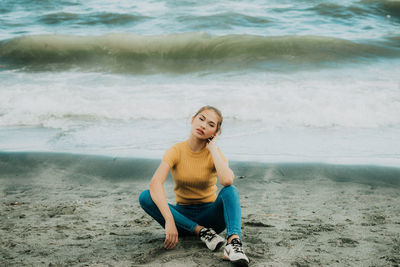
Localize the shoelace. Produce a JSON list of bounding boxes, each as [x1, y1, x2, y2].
[[230, 238, 244, 254], [199, 228, 217, 242]]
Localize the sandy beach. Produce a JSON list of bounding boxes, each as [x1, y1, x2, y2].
[[2, 0, 400, 266], [1, 152, 399, 266]]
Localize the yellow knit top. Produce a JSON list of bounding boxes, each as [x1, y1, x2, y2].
[[162, 141, 227, 205]]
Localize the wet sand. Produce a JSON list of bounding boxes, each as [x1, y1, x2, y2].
[[1, 152, 400, 266]]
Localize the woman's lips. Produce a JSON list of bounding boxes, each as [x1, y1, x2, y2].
[[196, 128, 204, 135]]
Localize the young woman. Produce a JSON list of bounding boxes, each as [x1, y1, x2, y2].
[[139, 106, 249, 266]]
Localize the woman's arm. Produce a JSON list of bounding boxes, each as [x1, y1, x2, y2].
[[149, 161, 178, 250], [207, 138, 235, 186]]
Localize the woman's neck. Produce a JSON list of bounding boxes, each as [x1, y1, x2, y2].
[[187, 135, 207, 152]]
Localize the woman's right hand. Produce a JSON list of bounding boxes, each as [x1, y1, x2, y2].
[[164, 219, 178, 250]]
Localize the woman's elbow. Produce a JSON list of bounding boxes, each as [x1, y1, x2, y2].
[[220, 175, 234, 187], [222, 181, 233, 187]]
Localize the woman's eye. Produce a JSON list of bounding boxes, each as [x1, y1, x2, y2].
[[199, 117, 204, 121], [209, 124, 215, 127]]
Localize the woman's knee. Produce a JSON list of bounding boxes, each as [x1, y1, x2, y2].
[[221, 185, 239, 196], [139, 189, 152, 208]]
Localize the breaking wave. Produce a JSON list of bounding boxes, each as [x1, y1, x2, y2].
[[1, 33, 398, 73]]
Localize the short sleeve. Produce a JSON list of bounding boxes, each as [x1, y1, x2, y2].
[[162, 145, 178, 168]]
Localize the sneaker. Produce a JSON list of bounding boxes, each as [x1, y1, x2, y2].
[[222, 238, 249, 266], [199, 227, 225, 251]]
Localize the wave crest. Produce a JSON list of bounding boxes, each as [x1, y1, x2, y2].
[[0, 33, 398, 73]]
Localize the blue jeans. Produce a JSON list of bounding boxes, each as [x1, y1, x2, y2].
[[139, 185, 242, 238]]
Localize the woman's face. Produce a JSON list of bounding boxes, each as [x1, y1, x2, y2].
[[191, 109, 220, 140]]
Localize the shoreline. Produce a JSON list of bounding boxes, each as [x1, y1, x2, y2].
[[2, 123, 400, 168], [1, 151, 400, 186], [1, 151, 400, 266]]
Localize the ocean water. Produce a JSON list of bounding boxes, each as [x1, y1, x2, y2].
[[0, 0, 400, 166]]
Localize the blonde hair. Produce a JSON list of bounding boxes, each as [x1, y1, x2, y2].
[[193, 105, 223, 134]]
